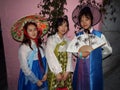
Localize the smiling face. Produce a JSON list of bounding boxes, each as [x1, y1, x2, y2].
[[78, 7, 93, 30], [27, 24, 38, 39], [80, 15, 92, 30], [57, 21, 68, 37]]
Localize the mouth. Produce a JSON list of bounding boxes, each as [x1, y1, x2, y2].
[[83, 25, 87, 27], [32, 34, 37, 37], [62, 30, 66, 32]]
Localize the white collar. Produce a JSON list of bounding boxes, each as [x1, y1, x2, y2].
[[81, 27, 94, 34], [55, 33, 65, 41]]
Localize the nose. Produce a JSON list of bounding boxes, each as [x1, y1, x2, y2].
[[32, 30, 37, 35]]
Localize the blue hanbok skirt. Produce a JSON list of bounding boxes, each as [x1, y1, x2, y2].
[[72, 48, 103, 90], [18, 60, 48, 90]]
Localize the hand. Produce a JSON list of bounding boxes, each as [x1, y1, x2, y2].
[[62, 72, 69, 81], [56, 73, 63, 81], [41, 74, 47, 82], [78, 45, 93, 58], [79, 45, 93, 52], [81, 51, 90, 58], [37, 80, 43, 87]]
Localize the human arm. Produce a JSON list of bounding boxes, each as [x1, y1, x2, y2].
[[18, 45, 40, 84], [61, 52, 73, 81], [78, 45, 93, 58], [45, 37, 62, 75]]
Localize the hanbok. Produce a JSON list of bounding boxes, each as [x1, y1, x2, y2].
[[45, 34, 73, 90], [71, 29, 112, 90], [18, 42, 48, 90]]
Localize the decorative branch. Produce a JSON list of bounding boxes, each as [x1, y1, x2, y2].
[[37, 0, 68, 36], [37, 0, 117, 35]]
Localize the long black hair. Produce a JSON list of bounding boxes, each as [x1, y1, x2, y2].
[[22, 22, 42, 49]]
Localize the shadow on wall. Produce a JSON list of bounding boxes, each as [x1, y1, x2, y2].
[[102, 0, 120, 75], [0, 19, 8, 90]]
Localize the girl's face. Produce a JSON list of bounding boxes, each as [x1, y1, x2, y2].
[[27, 24, 38, 39], [80, 15, 92, 29], [57, 22, 68, 36]]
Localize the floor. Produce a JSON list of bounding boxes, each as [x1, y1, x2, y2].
[[104, 65, 120, 90], [1, 63, 120, 90]]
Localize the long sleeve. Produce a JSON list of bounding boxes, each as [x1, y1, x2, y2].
[[45, 37, 62, 75], [18, 44, 39, 84], [45, 63, 48, 74], [65, 38, 73, 72], [66, 52, 73, 72], [101, 34, 112, 59]]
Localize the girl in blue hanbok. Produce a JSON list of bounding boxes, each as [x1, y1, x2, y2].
[[71, 4, 112, 90], [17, 21, 48, 90], [11, 15, 49, 90], [17, 22, 48, 90]]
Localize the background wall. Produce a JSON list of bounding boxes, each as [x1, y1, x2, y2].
[[0, 0, 118, 90], [0, 0, 41, 90], [102, 0, 120, 74]]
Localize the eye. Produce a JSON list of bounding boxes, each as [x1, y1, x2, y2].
[[27, 29, 32, 32]]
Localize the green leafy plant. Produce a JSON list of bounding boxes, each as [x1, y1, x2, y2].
[[37, 0, 68, 35], [37, 0, 117, 33]]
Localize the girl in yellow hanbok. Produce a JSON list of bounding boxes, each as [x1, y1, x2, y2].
[[45, 16, 73, 90]]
